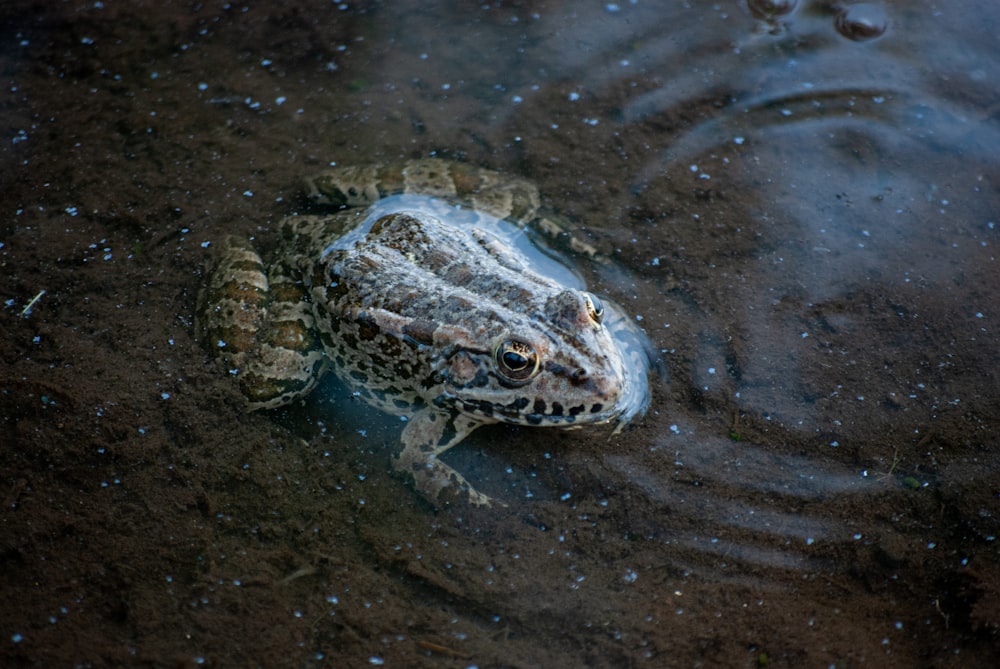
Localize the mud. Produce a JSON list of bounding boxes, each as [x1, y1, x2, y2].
[[1, 1, 997, 667]]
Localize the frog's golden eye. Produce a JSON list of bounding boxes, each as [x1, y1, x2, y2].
[[584, 293, 604, 324], [493, 338, 540, 384]]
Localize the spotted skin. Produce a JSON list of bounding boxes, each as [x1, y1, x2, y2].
[[196, 159, 650, 507]]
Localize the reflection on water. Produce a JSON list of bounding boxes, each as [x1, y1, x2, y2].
[[302, 0, 999, 658]]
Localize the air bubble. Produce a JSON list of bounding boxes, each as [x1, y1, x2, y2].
[[835, 4, 889, 42]]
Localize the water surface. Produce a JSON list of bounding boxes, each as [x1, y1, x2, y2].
[[1, 1, 997, 666]]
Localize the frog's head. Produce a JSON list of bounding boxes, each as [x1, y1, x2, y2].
[[439, 289, 649, 430]]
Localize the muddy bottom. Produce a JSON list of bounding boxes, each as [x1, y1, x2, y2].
[[1, 1, 998, 667]]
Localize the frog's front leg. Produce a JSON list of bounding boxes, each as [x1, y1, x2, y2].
[[395, 408, 501, 508], [197, 237, 327, 410]]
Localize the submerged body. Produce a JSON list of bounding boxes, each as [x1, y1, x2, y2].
[[197, 159, 650, 506]]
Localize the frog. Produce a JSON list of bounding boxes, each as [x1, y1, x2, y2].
[[196, 158, 650, 507]]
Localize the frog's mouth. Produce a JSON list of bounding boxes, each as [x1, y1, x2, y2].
[[450, 389, 627, 429], [520, 360, 649, 431]]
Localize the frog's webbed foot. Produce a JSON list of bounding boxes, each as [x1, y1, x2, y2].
[[196, 237, 326, 410], [395, 409, 503, 508]]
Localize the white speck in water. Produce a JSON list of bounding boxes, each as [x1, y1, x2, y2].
[[160, 392, 170, 400], [275, 96, 286, 105], [512, 95, 523, 104], [583, 117, 599, 126], [734, 136, 745, 145], [669, 424, 680, 434], [927, 542, 936, 549], [605, 3, 621, 12], [568, 91, 580, 101], [801, 332, 809, 338], [707, 367, 716, 375], [368, 656, 385, 665], [243, 190, 253, 197], [560, 492, 572, 501]]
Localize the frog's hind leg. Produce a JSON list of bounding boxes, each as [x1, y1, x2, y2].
[[394, 408, 500, 508], [305, 158, 541, 224], [196, 237, 326, 410]]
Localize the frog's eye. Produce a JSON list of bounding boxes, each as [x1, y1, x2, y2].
[[584, 293, 604, 324], [493, 338, 540, 385]]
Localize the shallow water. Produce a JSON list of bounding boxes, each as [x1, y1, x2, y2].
[[1, 1, 998, 666]]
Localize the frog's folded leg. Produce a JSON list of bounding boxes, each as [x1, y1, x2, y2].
[[196, 237, 327, 410]]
